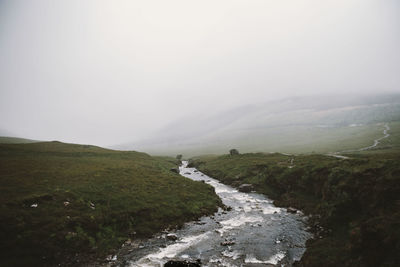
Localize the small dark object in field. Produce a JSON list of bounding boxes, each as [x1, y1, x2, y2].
[[229, 149, 239, 155]]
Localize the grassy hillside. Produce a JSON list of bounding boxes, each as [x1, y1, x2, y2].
[[129, 123, 388, 157], [0, 136, 39, 144], [122, 94, 400, 156], [189, 152, 400, 266], [0, 142, 221, 266]]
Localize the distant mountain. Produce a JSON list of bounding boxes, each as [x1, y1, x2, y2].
[[115, 93, 400, 156]]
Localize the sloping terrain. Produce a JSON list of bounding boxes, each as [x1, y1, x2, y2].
[[0, 142, 221, 266], [119, 94, 400, 156], [0, 136, 39, 144]]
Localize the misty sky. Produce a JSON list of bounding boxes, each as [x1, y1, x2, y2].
[[1, 0, 399, 146]]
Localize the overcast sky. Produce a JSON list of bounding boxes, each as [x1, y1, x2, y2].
[[1, 0, 399, 146]]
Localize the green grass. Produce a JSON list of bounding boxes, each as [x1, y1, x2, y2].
[[0, 141, 221, 266], [0, 136, 39, 144], [225, 124, 386, 154], [190, 151, 400, 266], [145, 122, 390, 157]]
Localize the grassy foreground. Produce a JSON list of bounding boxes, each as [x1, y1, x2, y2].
[[0, 141, 221, 266], [189, 152, 400, 266]]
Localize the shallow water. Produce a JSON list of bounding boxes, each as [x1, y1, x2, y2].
[[332, 123, 391, 156], [117, 161, 311, 267]]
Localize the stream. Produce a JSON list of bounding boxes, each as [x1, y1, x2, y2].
[[114, 161, 311, 267], [328, 123, 390, 159]]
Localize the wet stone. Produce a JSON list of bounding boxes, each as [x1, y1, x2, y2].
[[166, 234, 178, 241], [238, 184, 253, 192], [287, 207, 297, 214], [164, 259, 201, 267], [221, 239, 236, 246]]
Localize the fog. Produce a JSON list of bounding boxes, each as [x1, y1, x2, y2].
[[1, 0, 399, 147]]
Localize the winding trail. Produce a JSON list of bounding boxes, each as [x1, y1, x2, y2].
[[328, 123, 390, 159], [114, 162, 311, 267]]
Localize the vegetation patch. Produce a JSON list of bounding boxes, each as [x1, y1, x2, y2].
[[0, 142, 221, 266], [0, 136, 39, 144]]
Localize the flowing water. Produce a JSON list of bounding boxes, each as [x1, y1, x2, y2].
[[328, 123, 391, 159], [115, 161, 311, 267]]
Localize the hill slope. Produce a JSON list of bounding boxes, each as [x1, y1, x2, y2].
[[0, 141, 221, 266], [0, 136, 39, 144], [117, 94, 400, 156]]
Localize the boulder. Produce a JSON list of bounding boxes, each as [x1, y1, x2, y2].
[[220, 239, 235, 246], [238, 184, 253, 193], [164, 259, 201, 267], [166, 234, 178, 241], [223, 206, 232, 211], [287, 207, 297, 214]]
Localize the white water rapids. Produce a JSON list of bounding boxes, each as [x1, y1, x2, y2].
[[118, 161, 311, 267]]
